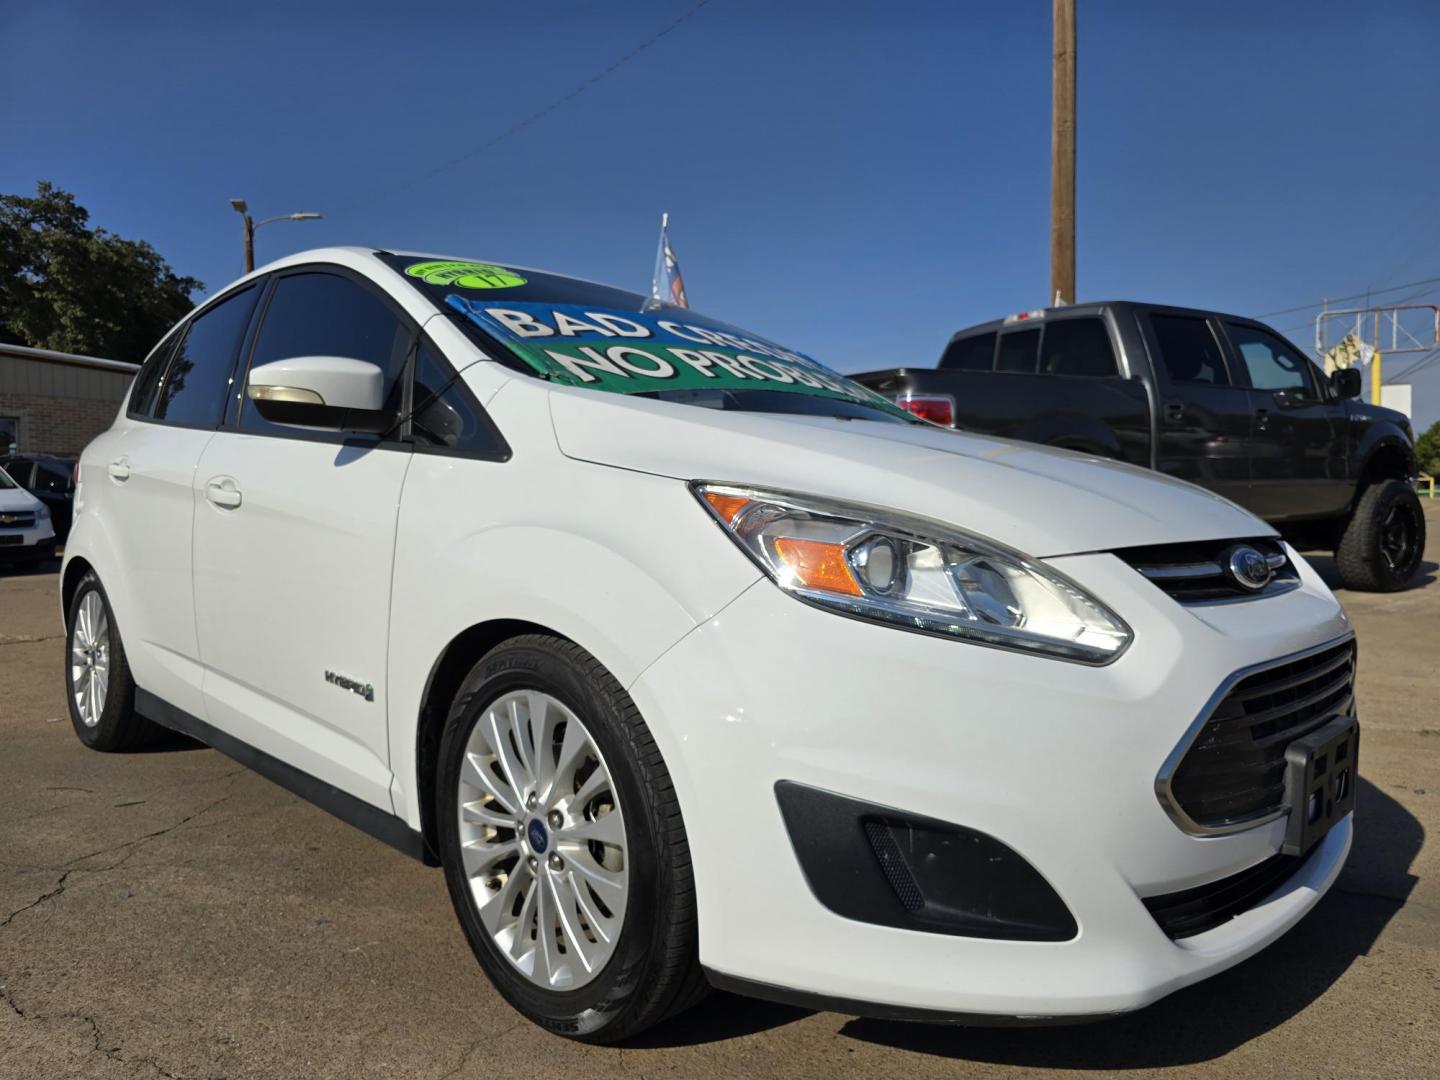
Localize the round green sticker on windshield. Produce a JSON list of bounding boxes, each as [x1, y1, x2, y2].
[[405, 261, 527, 289]]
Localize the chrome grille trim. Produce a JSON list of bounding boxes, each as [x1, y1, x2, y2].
[[1155, 634, 1358, 837]]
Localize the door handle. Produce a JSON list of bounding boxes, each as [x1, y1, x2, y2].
[[205, 476, 242, 510], [1162, 400, 1185, 423], [107, 458, 131, 482]]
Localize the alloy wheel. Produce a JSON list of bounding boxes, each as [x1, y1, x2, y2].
[[70, 591, 110, 728], [1379, 502, 1420, 576], [456, 690, 628, 990]]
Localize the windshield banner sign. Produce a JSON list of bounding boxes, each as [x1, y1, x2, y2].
[[446, 297, 897, 410]]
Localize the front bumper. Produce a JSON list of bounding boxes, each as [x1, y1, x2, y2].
[[0, 521, 56, 562], [628, 544, 1353, 1019]]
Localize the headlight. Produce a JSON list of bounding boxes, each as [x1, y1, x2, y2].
[[693, 483, 1131, 664], [35, 503, 50, 520]]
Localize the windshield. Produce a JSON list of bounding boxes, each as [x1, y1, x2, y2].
[[0, 467, 16, 490], [381, 252, 913, 424]]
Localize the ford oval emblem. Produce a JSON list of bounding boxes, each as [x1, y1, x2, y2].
[[1225, 545, 1273, 592], [526, 818, 549, 854]]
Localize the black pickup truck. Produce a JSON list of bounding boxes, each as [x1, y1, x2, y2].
[[853, 301, 1426, 591]]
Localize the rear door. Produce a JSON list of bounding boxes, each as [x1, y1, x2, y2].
[[191, 267, 414, 809], [1143, 311, 1254, 508], [1222, 321, 1350, 521], [97, 286, 260, 718]]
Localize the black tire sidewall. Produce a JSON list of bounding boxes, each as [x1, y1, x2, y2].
[[436, 639, 672, 1039], [1349, 481, 1426, 589]]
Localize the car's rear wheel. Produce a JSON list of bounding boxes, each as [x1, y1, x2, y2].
[[436, 635, 706, 1042], [1335, 480, 1426, 591], [65, 571, 156, 750]]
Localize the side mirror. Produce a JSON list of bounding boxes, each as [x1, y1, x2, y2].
[[247, 356, 390, 432], [1331, 367, 1363, 400]]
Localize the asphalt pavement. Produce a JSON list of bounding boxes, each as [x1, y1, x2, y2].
[[2, 507, 1437, 1079]]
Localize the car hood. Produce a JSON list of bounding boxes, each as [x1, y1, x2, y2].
[[548, 390, 1272, 558], [0, 486, 41, 513]]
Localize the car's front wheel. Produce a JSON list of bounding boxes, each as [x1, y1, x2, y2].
[[436, 635, 706, 1042], [1335, 479, 1427, 591]]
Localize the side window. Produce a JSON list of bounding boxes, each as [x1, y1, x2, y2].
[[4, 459, 33, 486], [34, 461, 70, 493], [939, 332, 996, 371], [1226, 324, 1315, 397], [128, 325, 185, 417], [153, 286, 260, 426], [995, 328, 1040, 373], [410, 337, 504, 454], [1150, 314, 1231, 386], [241, 272, 410, 435], [1040, 318, 1117, 377]]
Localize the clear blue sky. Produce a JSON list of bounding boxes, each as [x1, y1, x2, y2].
[[4, 0, 1440, 427]]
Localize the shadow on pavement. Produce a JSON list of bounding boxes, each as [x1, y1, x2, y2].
[[642, 778, 1419, 1066]]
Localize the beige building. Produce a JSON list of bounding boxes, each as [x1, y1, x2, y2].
[[0, 344, 137, 456]]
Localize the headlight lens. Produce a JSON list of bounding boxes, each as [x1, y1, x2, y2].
[[35, 503, 51, 519], [694, 483, 1131, 664]]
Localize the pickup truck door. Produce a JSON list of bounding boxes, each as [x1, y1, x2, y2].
[[1143, 311, 1254, 509], [1222, 322, 1350, 522]]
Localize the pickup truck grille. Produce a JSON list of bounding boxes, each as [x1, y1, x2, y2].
[[1164, 640, 1356, 831], [0, 511, 37, 529], [1114, 536, 1298, 603]]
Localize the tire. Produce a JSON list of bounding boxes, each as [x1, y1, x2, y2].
[[64, 571, 156, 750], [436, 635, 706, 1042], [1335, 480, 1427, 592]]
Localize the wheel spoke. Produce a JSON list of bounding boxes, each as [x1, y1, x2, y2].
[[460, 801, 516, 829], [530, 693, 564, 802], [460, 837, 520, 879], [460, 750, 521, 817], [545, 872, 597, 974], [487, 708, 534, 809], [535, 872, 562, 986], [559, 809, 624, 848], [566, 869, 617, 944], [509, 876, 539, 963], [478, 862, 531, 938], [562, 849, 626, 895]]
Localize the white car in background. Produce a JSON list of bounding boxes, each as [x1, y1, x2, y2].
[[62, 247, 1358, 1042], [0, 464, 56, 568]]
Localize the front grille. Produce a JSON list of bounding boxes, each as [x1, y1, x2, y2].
[[1143, 851, 1308, 939], [1166, 640, 1356, 830], [1114, 536, 1298, 602], [0, 511, 36, 529]]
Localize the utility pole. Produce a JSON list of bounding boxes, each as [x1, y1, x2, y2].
[[1050, 0, 1076, 307]]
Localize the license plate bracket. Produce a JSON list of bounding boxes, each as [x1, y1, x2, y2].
[[1282, 715, 1358, 856]]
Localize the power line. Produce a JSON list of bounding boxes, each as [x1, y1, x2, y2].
[[1254, 274, 1440, 319], [333, 0, 714, 215]]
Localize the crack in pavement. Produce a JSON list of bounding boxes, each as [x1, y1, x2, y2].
[[0, 632, 64, 646], [436, 1020, 525, 1079], [0, 778, 241, 928], [2, 981, 191, 1079]]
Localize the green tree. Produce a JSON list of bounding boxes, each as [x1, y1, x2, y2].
[[1415, 420, 1440, 477], [0, 181, 202, 363]]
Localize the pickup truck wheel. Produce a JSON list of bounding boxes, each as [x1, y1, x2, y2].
[[1335, 480, 1426, 591], [436, 635, 706, 1042], [64, 572, 155, 750]]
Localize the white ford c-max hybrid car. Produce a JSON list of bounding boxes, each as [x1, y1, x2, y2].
[[62, 247, 1358, 1041]]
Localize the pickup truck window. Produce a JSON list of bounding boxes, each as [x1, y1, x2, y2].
[[940, 333, 997, 371], [1226, 323, 1314, 397], [1040, 318, 1117, 377], [996, 328, 1040, 373], [1150, 314, 1231, 386]]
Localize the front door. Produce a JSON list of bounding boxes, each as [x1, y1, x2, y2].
[[191, 268, 416, 809], [1145, 311, 1254, 509], [1223, 322, 1350, 522]]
